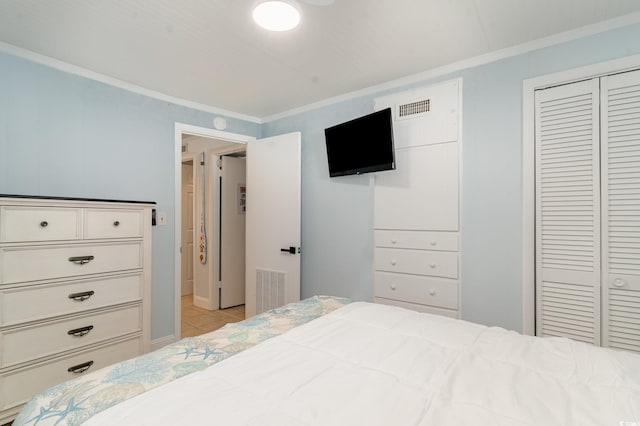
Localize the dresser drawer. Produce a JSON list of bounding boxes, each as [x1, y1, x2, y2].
[[0, 242, 143, 284], [375, 248, 458, 278], [374, 297, 459, 319], [0, 206, 81, 243], [375, 230, 458, 251], [375, 271, 458, 309], [0, 304, 141, 368], [85, 209, 144, 239], [0, 274, 143, 327], [0, 336, 142, 412]]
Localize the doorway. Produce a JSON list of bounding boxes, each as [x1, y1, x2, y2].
[[174, 123, 302, 343], [175, 124, 255, 340], [180, 136, 248, 337]]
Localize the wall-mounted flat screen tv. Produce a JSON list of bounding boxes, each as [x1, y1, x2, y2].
[[324, 108, 395, 177]]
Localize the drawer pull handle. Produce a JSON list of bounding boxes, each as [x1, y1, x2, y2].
[[68, 325, 94, 337], [68, 255, 95, 265], [391, 260, 397, 266], [113, 220, 120, 227], [390, 284, 397, 290], [429, 263, 436, 268], [68, 290, 95, 302], [68, 360, 94, 374], [429, 289, 436, 296], [430, 240, 437, 246], [391, 239, 397, 244], [40, 221, 49, 228]]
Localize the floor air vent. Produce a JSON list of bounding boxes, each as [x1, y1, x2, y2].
[[398, 99, 430, 118], [256, 268, 286, 314]]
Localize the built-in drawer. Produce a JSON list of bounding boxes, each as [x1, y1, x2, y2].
[[0, 206, 82, 243], [375, 248, 458, 279], [85, 209, 143, 239], [374, 297, 459, 319], [0, 304, 141, 368], [0, 273, 143, 327], [375, 230, 458, 251], [375, 271, 458, 310], [0, 242, 143, 284], [0, 336, 142, 412]]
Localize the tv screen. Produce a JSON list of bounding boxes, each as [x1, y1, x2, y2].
[[324, 108, 395, 177]]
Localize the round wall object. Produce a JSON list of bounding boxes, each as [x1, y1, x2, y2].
[[213, 116, 227, 130]]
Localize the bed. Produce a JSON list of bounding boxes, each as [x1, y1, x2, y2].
[[14, 296, 640, 425]]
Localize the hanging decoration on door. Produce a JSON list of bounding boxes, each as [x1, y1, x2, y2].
[[238, 183, 246, 214], [199, 152, 208, 264]]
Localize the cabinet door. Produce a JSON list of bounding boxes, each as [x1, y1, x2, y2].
[[374, 142, 458, 231], [601, 70, 640, 353], [534, 78, 601, 345]]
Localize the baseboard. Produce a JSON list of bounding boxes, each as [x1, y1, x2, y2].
[[151, 335, 176, 351]]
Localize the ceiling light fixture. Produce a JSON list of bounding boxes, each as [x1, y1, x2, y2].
[[253, 1, 301, 32]]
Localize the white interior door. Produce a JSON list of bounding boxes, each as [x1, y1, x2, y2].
[[181, 161, 194, 296], [245, 132, 301, 316], [534, 78, 601, 345], [600, 69, 640, 353], [220, 155, 247, 308]]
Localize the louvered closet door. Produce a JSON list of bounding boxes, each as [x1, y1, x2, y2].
[[601, 70, 640, 353], [535, 78, 601, 344]]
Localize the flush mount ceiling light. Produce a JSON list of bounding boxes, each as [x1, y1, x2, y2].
[[253, 1, 301, 32]]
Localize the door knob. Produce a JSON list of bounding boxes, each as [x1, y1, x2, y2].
[[613, 278, 626, 288]]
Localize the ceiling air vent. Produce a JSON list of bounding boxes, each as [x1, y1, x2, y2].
[[398, 99, 430, 119]]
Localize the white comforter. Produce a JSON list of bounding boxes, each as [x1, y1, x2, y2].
[[85, 302, 640, 425]]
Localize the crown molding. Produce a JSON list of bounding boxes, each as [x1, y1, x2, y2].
[[3, 10, 640, 125], [0, 41, 262, 124], [261, 11, 640, 122]]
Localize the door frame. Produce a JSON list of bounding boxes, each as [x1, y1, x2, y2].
[[174, 123, 255, 341], [521, 54, 640, 336]]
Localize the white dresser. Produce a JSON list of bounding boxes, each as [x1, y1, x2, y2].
[[373, 80, 461, 318], [0, 195, 153, 424]]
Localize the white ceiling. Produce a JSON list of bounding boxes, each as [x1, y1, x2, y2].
[[1, 0, 640, 120]]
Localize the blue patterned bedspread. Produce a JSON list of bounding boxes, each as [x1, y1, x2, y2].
[[13, 296, 351, 426]]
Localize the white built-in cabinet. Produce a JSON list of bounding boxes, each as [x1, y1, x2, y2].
[[373, 80, 461, 318], [535, 69, 640, 353], [0, 196, 153, 423]]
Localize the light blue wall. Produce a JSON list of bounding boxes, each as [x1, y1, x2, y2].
[[3, 22, 640, 339], [0, 52, 261, 340], [263, 99, 376, 302], [263, 23, 640, 332]]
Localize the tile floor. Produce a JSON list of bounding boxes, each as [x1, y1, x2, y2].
[[181, 294, 245, 338]]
